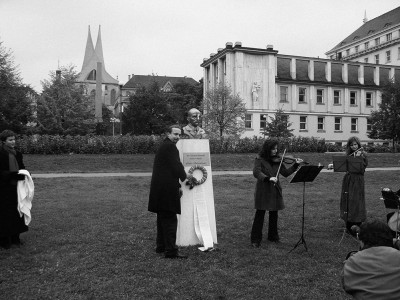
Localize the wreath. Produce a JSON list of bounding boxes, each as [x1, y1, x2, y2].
[[186, 165, 208, 189]]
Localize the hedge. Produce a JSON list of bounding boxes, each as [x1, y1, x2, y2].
[[16, 134, 393, 154]]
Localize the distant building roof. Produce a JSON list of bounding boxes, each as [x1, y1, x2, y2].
[[326, 6, 400, 54], [123, 75, 198, 89]]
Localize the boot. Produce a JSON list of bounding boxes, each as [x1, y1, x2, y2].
[[268, 211, 279, 242]]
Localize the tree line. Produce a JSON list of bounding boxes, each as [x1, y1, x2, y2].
[[1, 39, 400, 150]]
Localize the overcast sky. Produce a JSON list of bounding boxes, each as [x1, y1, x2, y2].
[[0, 0, 399, 92]]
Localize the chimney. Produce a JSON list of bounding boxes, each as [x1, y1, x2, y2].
[[128, 75, 131, 80], [226, 42, 233, 49], [266, 44, 274, 50], [234, 42, 242, 47]]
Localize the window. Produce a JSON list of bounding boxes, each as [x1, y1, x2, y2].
[[334, 117, 342, 131], [375, 37, 380, 46], [299, 87, 306, 102], [386, 50, 391, 63], [355, 46, 359, 53], [260, 114, 267, 129], [333, 90, 341, 104], [223, 59, 226, 75], [364, 58, 368, 63], [317, 117, 325, 131], [346, 49, 350, 56], [375, 54, 379, 64], [351, 118, 358, 131], [366, 92, 373, 106], [245, 114, 252, 129], [350, 91, 357, 105], [300, 116, 307, 130], [367, 118, 372, 131], [105, 85, 108, 91], [280, 86, 288, 102], [316, 89, 324, 104], [398, 47, 400, 60], [364, 41, 369, 50], [386, 33, 392, 42]]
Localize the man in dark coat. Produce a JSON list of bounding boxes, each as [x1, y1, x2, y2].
[[148, 125, 187, 258]]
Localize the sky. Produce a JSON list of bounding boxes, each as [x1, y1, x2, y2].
[[0, 0, 399, 93]]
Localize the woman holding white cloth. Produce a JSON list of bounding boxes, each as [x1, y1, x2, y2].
[[0, 130, 28, 249]]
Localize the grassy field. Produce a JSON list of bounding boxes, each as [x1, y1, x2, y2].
[[1, 157, 400, 299], [24, 152, 400, 173]]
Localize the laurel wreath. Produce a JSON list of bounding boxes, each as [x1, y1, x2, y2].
[[186, 165, 208, 189]]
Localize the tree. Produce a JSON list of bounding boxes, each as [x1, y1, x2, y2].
[[263, 108, 294, 138], [0, 41, 35, 133], [122, 82, 176, 135], [36, 65, 96, 135], [368, 80, 400, 151], [202, 83, 246, 141]]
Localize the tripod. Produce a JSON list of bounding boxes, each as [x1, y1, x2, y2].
[[289, 165, 323, 253]]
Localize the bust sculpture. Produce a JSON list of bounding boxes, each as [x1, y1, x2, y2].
[[182, 108, 207, 139]]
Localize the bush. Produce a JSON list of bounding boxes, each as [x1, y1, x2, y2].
[[15, 134, 396, 154]]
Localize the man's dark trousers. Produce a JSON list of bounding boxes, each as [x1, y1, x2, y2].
[[156, 211, 178, 256]]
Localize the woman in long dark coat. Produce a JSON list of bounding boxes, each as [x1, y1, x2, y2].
[[0, 130, 28, 249], [251, 140, 301, 247], [340, 136, 368, 234]]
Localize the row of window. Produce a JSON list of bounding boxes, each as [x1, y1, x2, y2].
[[362, 48, 400, 64], [279, 86, 374, 106], [245, 114, 370, 132], [336, 29, 400, 59]]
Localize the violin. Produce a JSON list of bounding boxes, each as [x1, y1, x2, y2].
[[271, 154, 309, 165]]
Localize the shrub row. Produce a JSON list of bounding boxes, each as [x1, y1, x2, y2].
[[16, 134, 393, 154]]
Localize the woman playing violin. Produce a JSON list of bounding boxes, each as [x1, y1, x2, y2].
[[340, 136, 368, 235], [251, 139, 303, 247]]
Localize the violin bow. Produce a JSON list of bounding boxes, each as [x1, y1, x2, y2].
[[275, 149, 286, 181]]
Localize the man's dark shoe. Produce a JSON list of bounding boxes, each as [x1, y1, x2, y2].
[[155, 248, 165, 253], [165, 253, 188, 259]]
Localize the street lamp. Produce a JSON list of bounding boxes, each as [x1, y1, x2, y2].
[[119, 84, 124, 135], [110, 117, 120, 136]]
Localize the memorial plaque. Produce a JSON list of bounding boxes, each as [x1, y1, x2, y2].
[[183, 152, 211, 166]]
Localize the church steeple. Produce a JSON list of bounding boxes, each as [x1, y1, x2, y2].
[[94, 25, 105, 68], [81, 25, 95, 72]]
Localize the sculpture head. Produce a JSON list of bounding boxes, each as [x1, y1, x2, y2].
[[187, 108, 201, 127]]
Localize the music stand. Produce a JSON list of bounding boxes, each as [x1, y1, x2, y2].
[[289, 165, 324, 253], [332, 155, 364, 244]]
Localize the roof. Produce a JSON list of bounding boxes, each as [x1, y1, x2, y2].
[[326, 6, 400, 54], [77, 25, 118, 84], [123, 75, 198, 89]]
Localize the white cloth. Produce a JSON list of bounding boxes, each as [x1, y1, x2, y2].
[[17, 169, 34, 225]]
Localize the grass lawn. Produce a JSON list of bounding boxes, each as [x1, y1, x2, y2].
[[1, 168, 399, 299], [24, 152, 400, 173]]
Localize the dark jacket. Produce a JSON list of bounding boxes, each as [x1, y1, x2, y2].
[[253, 156, 298, 211], [148, 138, 187, 214], [0, 147, 28, 237]]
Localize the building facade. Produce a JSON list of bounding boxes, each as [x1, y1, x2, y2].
[[201, 42, 400, 143], [76, 26, 121, 110], [326, 6, 400, 66]]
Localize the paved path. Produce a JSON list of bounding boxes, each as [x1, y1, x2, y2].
[[31, 167, 400, 178]]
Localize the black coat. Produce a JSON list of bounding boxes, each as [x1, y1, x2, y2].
[[0, 147, 29, 237], [148, 138, 187, 214]]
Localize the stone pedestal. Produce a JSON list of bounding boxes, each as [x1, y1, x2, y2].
[[175, 139, 217, 249]]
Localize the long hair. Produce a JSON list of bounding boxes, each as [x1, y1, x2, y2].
[[345, 136, 361, 155], [259, 139, 278, 161]]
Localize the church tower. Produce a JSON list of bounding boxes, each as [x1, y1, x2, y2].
[[77, 26, 120, 108]]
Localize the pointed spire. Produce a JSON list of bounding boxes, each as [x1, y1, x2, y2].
[[94, 25, 105, 68], [82, 25, 95, 71], [363, 10, 368, 24]]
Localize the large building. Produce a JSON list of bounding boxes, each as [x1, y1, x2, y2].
[[76, 26, 121, 110], [326, 6, 400, 66], [201, 7, 400, 144]]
